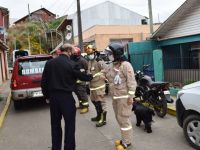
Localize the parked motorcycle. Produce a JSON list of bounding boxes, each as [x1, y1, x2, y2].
[[134, 64, 173, 118]]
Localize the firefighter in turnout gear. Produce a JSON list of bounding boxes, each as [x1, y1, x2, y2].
[[86, 45, 107, 127], [103, 43, 137, 150], [71, 47, 90, 114]]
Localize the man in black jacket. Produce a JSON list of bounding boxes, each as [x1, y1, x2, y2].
[[41, 43, 93, 150]]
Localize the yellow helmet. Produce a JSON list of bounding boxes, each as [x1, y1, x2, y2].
[[85, 44, 96, 54]]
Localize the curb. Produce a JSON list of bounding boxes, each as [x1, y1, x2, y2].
[[167, 96, 176, 116], [167, 105, 176, 116], [0, 92, 11, 128]]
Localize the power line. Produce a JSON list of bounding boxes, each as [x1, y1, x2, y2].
[[48, 0, 60, 10], [62, 0, 76, 16]]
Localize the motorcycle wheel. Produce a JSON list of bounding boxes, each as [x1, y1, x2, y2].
[[154, 98, 167, 118]]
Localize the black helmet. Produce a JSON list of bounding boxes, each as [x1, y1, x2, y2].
[[108, 43, 125, 61]]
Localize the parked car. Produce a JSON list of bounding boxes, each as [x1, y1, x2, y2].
[[10, 54, 52, 110], [176, 81, 200, 149]]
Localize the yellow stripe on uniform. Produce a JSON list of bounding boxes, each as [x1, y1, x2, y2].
[[93, 72, 103, 78], [128, 91, 135, 95], [121, 125, 132, 131], [76, 80, 83, 83], [82, 102, 89, 106], [113, 95, 129, 99], [90, 84, 105, 91]]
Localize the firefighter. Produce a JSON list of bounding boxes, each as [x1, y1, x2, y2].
[[103, 43, 137, 150], [71, 47, 89, 114], [85, 44, 107, 127]]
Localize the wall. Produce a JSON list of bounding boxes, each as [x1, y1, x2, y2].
[[74, 25, 160, 50], [32, 10, 55, 22], [128, 41, 158, 71]]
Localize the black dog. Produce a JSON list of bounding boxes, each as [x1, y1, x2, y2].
[[132, 102, 155, 133]]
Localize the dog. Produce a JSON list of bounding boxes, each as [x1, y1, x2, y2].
[[132, 101, 155, 133]]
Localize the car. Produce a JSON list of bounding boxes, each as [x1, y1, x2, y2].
[[176, 81, 200, 149], [10, 54, 52, 110]]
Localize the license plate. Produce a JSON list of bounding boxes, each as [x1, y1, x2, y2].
[[164, 90, 170, 95], [33, 91, 43, 97]]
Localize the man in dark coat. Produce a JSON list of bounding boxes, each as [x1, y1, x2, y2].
[[41, 43, 93, 150]]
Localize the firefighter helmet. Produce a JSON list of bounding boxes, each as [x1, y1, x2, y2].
[[107, 43, 124, 61], [74, 47, 81, 56], [85, 44, 96, 54]]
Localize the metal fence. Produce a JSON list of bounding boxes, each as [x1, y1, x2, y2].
[[163, 57, 200, 83], [164, 69, 200, 83]]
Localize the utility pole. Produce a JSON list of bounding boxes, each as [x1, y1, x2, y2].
[[27, 31, 31, 52], [148, 0, 154, 34], [77, 0, 84, 52], [157, 13, 160, 24], [28, 4, 31, 21]]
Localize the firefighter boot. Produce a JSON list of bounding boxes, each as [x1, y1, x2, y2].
[[80, 101, 89, 114], [115, 140, 122, 147], [116, 143, 131, 150], [76, 100, 83, 109], [91, 108, 101, 121], [96, 111, 107, 127], [91, 101, 101, 121], [80, 107, 89, 114]]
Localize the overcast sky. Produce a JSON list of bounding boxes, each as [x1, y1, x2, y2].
[[1, 0, 186, 23]]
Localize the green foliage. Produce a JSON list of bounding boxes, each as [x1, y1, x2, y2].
[[16, 40, 22, 49], [7, 21, 48, 54], [48, 16, 65, 29], [184, 80, 195, 85]]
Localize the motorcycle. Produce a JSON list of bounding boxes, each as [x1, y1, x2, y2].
[[134, 64, 173, 118]]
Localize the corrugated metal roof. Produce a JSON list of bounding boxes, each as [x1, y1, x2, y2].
[[151, 0, 198, 40], [14, 8, 56, 24], [68, 1, 146, 36]]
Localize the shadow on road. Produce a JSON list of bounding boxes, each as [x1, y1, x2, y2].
[[12, 98, 49, 113]]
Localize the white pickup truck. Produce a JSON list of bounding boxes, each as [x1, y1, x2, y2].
[[176, 81, 200, 149]]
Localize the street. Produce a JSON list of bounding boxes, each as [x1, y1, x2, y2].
[[0, 96, 194, 150]]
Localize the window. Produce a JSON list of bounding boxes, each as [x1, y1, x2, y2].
[[18, 58, 49, 76]]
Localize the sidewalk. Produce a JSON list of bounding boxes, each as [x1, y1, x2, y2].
[[0, 78, 11, 128]]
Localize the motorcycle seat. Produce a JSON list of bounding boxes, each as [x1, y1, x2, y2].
[[150, 81, 168, 88]]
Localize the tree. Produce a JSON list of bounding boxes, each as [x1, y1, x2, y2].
[[7, 21, 48, 54]]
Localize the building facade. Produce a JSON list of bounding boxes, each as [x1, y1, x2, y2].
[[128, 0, 200, 83], [68, 1, 154, 50], [0, 40, 9, 84], [0, 6, 9, 42], [74, 25, 159, 50], [14, 8, 56, 25]]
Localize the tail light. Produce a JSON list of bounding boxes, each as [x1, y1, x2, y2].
[[12, 79, 17, 88]]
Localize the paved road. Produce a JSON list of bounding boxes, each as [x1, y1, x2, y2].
[[0, 96, 194, 150]]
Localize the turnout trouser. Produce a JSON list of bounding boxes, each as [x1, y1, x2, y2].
[[75, 84, 89, 108], [49, 91, 76, 150], [112, 98, 133, 144]]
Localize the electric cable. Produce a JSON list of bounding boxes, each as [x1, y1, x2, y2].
[[61, 0, 76, 16]]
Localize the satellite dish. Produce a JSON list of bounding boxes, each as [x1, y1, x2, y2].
[[66, 33, 72, 40], [66, 25, 72, 31]]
